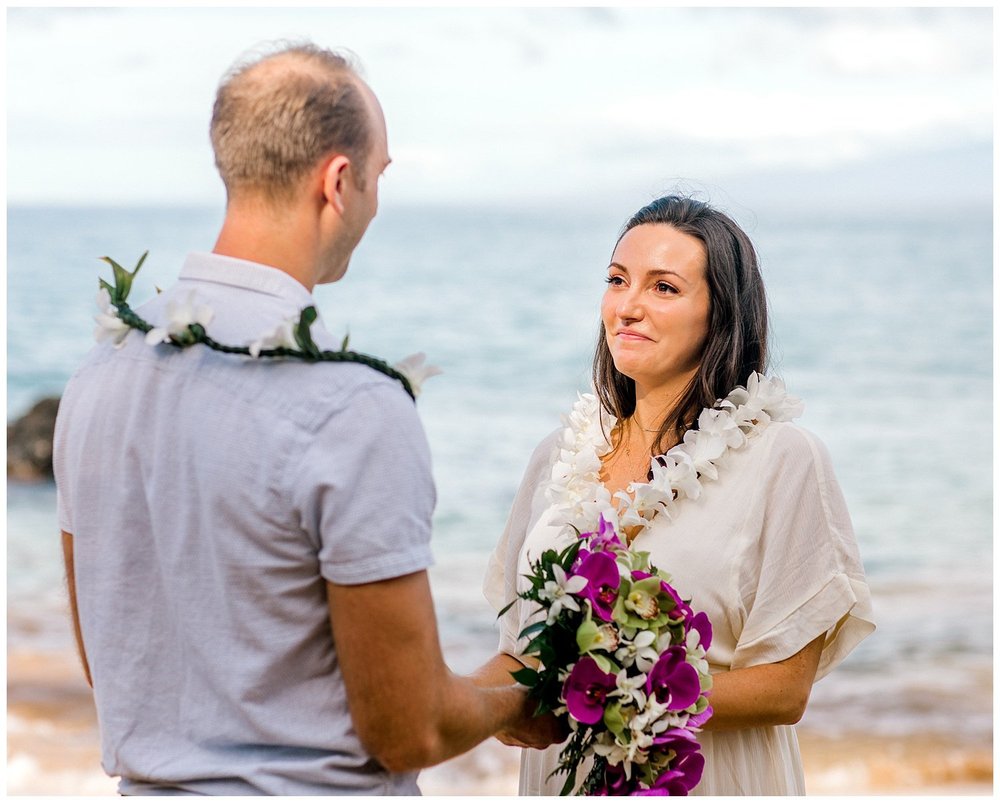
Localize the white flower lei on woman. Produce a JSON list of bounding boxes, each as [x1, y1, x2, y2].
[[546, 373, 805, 539]]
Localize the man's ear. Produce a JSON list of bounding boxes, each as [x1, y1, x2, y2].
[[321, 155, 352, 215]]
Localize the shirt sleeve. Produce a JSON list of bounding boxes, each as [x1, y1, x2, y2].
[[291, 381, 436, 586], [731, 424, 875, 680]]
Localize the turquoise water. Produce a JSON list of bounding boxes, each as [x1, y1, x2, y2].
[[7, 203, 992, 742]]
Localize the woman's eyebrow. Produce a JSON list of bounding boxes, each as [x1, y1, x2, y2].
[[608, 262, 687, 282]]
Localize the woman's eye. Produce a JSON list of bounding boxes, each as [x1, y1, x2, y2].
[[655, 282, 677, 294], [605, 275, 625, 286]]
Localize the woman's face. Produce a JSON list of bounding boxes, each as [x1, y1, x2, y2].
[[601, 224, 711, 397]]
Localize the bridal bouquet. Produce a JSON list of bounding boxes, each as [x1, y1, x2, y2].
[[503, 516, 712, 795]]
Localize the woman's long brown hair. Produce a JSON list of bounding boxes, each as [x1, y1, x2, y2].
[[593, 195, 770, 458]]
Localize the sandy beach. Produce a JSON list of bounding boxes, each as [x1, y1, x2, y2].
[[8, 647, 991, 796]]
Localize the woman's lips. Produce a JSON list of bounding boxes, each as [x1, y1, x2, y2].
[[616, 329, 652, 341]]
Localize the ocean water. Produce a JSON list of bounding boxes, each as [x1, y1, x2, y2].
[[7, 203, 993, 746]]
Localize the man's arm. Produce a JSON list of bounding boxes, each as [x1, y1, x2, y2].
[[326, 571, 561, 772], [61, 530, 92, 688]]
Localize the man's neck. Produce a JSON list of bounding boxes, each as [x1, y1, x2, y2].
[[213, 200, 320, 292]]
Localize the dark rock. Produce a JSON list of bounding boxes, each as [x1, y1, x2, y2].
[[7, 397, 60, 481]]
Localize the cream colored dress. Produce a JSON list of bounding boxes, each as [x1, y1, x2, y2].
[[484, 412, 875, 796]]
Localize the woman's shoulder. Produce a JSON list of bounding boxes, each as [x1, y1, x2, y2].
[[521, 425, 563, 484], [533, 425, 564, 459], [753, 420, 840, 488], [758, 419, 826, 455]]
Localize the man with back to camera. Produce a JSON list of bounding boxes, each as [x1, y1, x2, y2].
[[53, 42, 559, 794]]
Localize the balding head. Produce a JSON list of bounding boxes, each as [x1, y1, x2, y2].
[[210, 44, 373, 204]]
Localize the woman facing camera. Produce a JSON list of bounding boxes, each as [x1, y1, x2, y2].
[[479, 195, 875, 795]]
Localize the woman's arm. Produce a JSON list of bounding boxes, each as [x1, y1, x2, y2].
[[472, 633, 823, 737], [702, 634, 825, 731]]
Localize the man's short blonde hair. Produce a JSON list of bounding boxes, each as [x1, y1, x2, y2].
[[210, 43, 372, 202]]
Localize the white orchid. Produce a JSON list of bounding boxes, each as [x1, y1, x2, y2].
[[670, 430, 726, 481], [145, 290, 215, 346], [592, 735, 631, 768], [697, 405, 746, 447], [632, 695, 673, 738], [611, 667, 648, 708], [538, 564, 587, 625], [248, 316, 298, 358], [93, 288, 131, 348], [392, 352, 442, 397], [745, 372, 805, 421], [724, 372, 805, 429], [614, 628, 660, 672], [616, 473, 676, 531], [546, 376, 803, 568], [676, 407, 745, 481], [615, 498, 652, 533], [684, 627, 711, 678], [649, 453, 701, 503]]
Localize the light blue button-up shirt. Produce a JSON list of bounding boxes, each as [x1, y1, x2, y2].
[[55, 252, 435, 794]]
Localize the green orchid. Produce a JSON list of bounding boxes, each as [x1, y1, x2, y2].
[[612, 576, 677, 630], [602, 701, 627, 739], [576, 608, 621, 655]]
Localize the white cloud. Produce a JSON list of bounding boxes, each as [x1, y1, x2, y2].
[[5, 6, 993, 207]]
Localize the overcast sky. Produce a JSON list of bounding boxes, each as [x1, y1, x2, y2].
[[6, 6, 993, 214]]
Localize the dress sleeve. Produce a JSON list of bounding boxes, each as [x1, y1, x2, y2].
[[731, 424, 875, 680], [483, 428, 561, 654]]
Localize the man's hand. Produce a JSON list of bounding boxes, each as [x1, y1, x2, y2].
[[495, 695, 568, 749], [326, 572, 562, 772], [468, 652, 567, 749]]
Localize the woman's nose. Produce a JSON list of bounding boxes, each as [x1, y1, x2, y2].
[[616, 288, 643, 321]]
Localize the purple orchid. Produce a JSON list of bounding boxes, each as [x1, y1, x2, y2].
[[598, 731, 705, 796], [686, 704, 714, 729], [660, 581, 693, 623], [581, 514, 624, 552], [651, 726, 700, 751], [687, 610, 713, 650], [645, 646, 701, 711], [633, 759, 704, 797], [563, 657, 617, 725], [593, 762, 629, 796], [629, 729, 705, 795], [574, 550, 621, 621]]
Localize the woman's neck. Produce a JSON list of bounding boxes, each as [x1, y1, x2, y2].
[[630, 371, 696, 433]]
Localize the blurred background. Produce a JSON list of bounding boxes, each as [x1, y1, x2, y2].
[[6, 6, 992, 795]]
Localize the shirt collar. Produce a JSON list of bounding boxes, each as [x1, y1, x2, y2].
[[179, 252, 315, 309]]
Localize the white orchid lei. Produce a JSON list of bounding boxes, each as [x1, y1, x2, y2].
[[93, 252, 441, 399], [547, 373, 805, 539]]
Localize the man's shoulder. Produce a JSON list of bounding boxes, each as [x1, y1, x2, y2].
[[294, 363, 417, 431], [63, 333, 416, 438]]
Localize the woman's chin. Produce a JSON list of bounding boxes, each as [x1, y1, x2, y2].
[[612, 364, 650, 387], [612, 363, 697, 397]]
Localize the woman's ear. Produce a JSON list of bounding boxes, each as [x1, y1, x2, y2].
[[321, 155, 352, 216]]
